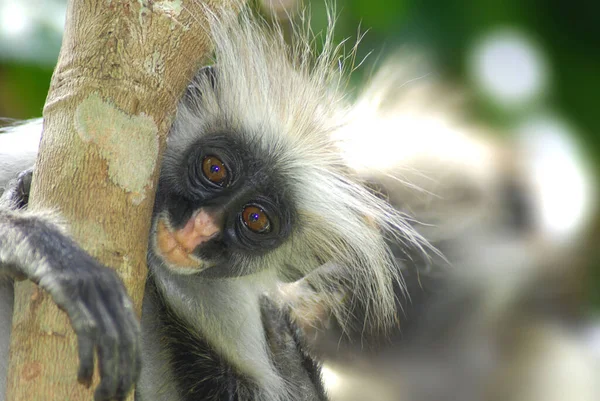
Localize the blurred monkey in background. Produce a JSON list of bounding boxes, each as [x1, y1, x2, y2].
[[278, 59, 599, 401]]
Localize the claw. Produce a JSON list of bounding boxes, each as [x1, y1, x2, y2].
[[48, 258, 141, 399]]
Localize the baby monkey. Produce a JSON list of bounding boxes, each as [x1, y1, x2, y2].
[[0, 8, 424, 401]]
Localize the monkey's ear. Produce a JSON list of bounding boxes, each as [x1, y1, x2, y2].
[[182, 65, 218, 105]]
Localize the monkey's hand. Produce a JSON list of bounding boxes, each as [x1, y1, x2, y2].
[[0, 170, 141, 401], [260, 296, 328, 400]]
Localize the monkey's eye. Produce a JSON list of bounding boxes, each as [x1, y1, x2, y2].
[[202, 156, 228, 185], [241, 205, 271, 233]]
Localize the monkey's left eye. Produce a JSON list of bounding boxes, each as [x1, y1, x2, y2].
[[241, 205, 271, 233], [202, 156, 228, 186]]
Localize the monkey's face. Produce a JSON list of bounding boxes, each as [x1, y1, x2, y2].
[[149, 132, 297, 277]]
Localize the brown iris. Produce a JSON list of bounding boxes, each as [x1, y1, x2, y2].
[[202, 156, 227, 185], [242, 205, 271, 233]]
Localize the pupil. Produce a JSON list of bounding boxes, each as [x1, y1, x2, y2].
[[250, 213, 260, 222], [210, 165, 220, 173]]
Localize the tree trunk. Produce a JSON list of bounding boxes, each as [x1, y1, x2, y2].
[[6, 1, 241, 400]]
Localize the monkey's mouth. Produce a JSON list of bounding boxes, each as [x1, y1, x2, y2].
[[155, 213, 219, 271]]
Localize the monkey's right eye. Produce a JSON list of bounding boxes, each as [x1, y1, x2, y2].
[[202, 156, 228, 186]]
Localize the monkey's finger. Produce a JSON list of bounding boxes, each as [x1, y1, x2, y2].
[[98, 284, 140, 400], [56, 295, 98, 387], [76, 335, 95, 387], [91, 296, 120, 401], [71, 311, 98, 386], [115, 305, 141, 399]]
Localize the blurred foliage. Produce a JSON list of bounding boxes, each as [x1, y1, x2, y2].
[[3, 0, 598, 161], [0, 0, 598, 306], [0, 62, 52, 119]]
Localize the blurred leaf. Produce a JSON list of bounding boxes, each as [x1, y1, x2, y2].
[[0, 63, 53, 119]]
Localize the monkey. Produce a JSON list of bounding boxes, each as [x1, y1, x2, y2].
[[3, 5, 597, 401], [0, 8, 429, 401], [278, 59, 599, 401]]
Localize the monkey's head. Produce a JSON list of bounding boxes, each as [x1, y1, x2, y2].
[[147, 11, 428, 332], [151, 89, 298, 278]]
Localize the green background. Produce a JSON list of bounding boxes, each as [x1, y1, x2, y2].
[[0, 0, 598, 306]]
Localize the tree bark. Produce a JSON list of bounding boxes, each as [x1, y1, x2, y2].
[[6, 1, 242, 400]]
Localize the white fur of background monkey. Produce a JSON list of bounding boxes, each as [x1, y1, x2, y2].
[[307, 55, 600, 401]]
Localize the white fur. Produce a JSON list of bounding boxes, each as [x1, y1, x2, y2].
[[319, 55, 599, 401], [163, 10, 432, 340], [149, 268, 288, 400], [0, 120, 41, 191]]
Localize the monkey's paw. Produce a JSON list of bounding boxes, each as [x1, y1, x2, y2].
[[39, 255, 141, 401]]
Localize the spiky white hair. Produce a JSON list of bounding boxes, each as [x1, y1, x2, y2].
[[164, 7, 432, 335]]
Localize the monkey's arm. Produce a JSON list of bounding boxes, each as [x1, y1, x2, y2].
[[0, 171, 140, 401]]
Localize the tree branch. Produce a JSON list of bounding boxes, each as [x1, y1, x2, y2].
[[6, 1, 243, 399]]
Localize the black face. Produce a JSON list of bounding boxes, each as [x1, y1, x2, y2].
[[153, 132, 295, 276]]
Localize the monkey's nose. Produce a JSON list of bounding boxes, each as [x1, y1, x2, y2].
[[156, 210, 221, 267], [174, 209, 220, 251]]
